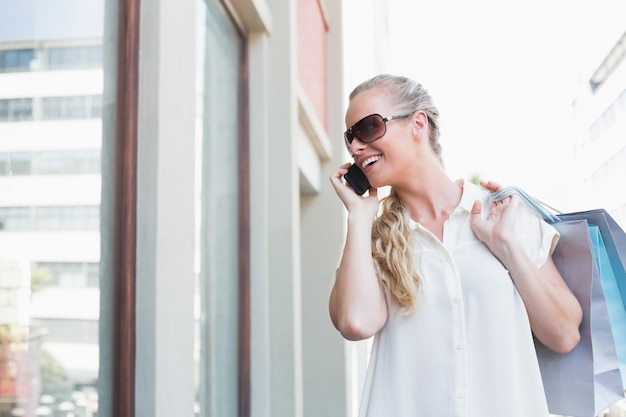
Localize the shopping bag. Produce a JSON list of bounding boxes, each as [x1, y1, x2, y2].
[[490, 187, 626, 417], [588, 224, 626, 387], [536, 219, 624, 417], [560, 210, 626, 387]]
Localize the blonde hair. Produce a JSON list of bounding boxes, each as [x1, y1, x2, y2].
[[350, 74, 442, 313]]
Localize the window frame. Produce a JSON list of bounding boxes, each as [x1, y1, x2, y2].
[[109, 1, 251, 415], [111, 0, 140, 415]]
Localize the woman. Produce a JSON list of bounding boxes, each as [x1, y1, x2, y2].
[[328, 74, 582, 417]]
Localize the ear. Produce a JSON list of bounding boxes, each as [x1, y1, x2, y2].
[[411, 111, 430, 135]]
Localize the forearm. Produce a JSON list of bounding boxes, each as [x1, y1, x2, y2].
[[329, 213, 387, 341], [497, 241, 582, 353]]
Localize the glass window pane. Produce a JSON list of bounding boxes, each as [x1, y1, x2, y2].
[[13, 98, 34, 121], [48, 45, 103, 70], [0, 98, 34, 122], [0, 150, 101, 176], [0, 99, 8, 120], [0, 2, 105, 417], [42, 96, 101, 121], [66, 96, 87, 119], [42, 97, 64, 120], [0, 49, 36, 72], [195, 0, 243, 415]]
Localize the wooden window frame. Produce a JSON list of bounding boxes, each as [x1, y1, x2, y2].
[[112, 0, 139, 416], [110, 1, 250, 416]]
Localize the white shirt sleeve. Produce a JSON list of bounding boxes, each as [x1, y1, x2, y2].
[[515, 202, 560, 269]]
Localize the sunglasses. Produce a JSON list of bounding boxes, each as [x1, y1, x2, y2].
[[344, 113, 414, 149]]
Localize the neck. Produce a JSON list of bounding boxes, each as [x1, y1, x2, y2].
[[393, 165, 462, 224]]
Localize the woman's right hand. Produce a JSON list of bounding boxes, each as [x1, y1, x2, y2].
[[329, 162, 380, 220]]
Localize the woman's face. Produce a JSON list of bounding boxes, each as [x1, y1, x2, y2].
[[345, 89, 417, 189]]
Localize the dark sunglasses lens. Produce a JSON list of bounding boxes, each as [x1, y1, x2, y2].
[[354, 115, 384, 143]]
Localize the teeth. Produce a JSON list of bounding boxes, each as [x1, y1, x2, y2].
[[362, 156, 381, 168]]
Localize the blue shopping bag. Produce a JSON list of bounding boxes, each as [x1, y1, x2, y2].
[[589, 224, 626, 388]]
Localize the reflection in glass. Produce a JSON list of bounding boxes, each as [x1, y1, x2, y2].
[[0, 0, 104, 416]]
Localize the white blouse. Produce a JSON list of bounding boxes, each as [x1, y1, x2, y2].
[[358, 181, 559, 417]]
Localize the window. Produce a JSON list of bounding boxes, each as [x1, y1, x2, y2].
[[0, 206, 99, 231], [0, 2, 105, 416], [0, 96, 102, 122], [0, 150, 101, 176], [48, 45, 103, 70], [32, 262, 100, 289], [0, 49, 36, 72], [195, 0, 247, 415], [42, 95, 102, 120], [589, 88, 626, 142], [32, 319, 99, 344], [0, 45, 103, 73], [0, 207, 31, 230], [0, 98, 34, 122]]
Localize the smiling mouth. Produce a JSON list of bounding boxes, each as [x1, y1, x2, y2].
[[362, 155, 381, 169]]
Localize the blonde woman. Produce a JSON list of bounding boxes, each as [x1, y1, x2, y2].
[[329, 74, 582, 417]]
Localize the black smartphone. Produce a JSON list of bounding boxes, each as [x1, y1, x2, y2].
[[344, 164, 370, 195]]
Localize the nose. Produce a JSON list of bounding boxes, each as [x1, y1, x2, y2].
[[348, 138, 366, 156]]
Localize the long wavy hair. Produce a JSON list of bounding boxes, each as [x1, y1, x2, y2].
[[349, 74, 443, 313]]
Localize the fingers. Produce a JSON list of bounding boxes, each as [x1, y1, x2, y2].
[[480, 180, 503, 193], [329, 162, 352, 186], [496, 195, 513, 207], [469, 200, 485, 235], [470, 200, 482, 216], [471, 198, 507, 222], [334, 162, 352, 177], [329, 162, 375, 201]]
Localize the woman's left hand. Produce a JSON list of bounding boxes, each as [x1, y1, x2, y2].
[[469, 181, 519, 258]]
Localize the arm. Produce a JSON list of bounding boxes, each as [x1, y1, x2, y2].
[[470, 184, 582, 354], [328, 164, 388, 341], [499, 243, 581, 353]]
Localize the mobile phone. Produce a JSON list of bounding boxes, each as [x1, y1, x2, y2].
[[343, 164, 370, 195]]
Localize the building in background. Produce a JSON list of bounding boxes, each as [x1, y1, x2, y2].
[[571, 28, 626, 229], [0, 2, 103, 415]]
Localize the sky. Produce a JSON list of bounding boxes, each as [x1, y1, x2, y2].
[[348, 0, 626, 207], [0, 0, 103, 41]]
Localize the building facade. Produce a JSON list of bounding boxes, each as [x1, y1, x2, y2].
[[571, 29, 626, 229], [0, 0, 370, 416], [0, 2, 103, 415]]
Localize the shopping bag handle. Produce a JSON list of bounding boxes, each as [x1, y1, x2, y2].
[[489, 185, 563, 223]]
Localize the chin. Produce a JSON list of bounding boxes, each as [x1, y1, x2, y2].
[[370, 180, 388, 190]]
